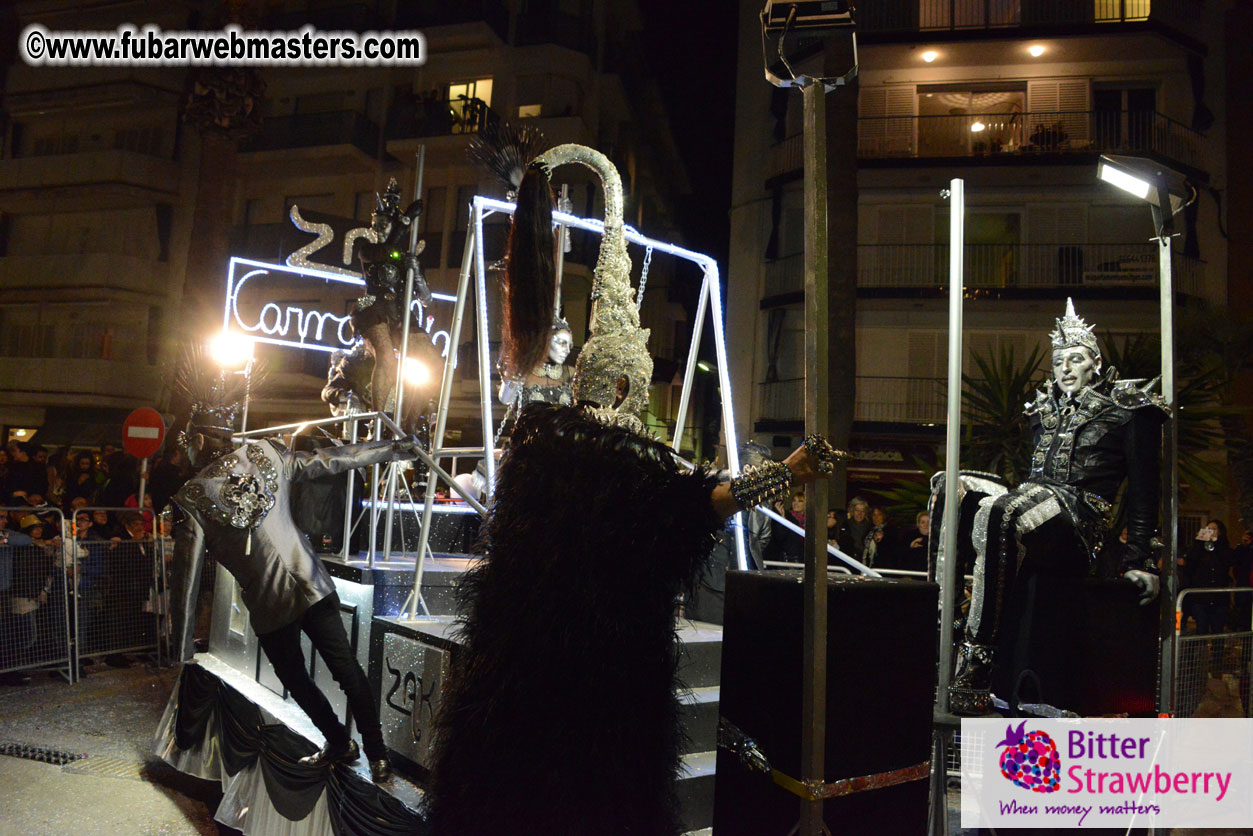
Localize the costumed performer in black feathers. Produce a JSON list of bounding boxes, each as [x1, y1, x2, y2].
[[424, 145, 842, 835]]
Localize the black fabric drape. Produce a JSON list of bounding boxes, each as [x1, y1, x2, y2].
[[170, 664, 428, 833]]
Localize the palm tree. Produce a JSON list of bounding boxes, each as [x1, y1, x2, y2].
[[1099, 330, 1229, 502], [960, 343, 1048, 484]]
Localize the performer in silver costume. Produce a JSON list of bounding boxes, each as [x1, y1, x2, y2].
[[497, 315, 575, 410], [947, 299, 1168, 715], [170, 388, 422, 782]]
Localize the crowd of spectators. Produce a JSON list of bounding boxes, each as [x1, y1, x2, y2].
[[1, 440, 188, 685]]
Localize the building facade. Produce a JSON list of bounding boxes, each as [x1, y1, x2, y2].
[[0, 0, 698, 452], [728, 0, 1232, 524]]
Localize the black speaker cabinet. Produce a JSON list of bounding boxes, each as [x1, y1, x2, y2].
[[713, 572, 939, 835], [992, 575, 1158, 717]]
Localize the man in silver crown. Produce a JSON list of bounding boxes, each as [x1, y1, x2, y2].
[[948, 299, 1168, 714]]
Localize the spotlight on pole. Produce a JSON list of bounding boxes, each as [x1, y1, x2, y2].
[[403, 356, 431, 387], [209, 331, 254, 370], [761, 0, 858, 90], [1096, 154, 1194, 234]]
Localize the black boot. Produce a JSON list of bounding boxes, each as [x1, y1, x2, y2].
[[949, 641, 997, 715], [299, 738, 359, 768]]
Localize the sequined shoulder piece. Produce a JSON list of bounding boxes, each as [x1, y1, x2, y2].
[[175, 443, 279, 529], [1112, 380, 1169, 413]]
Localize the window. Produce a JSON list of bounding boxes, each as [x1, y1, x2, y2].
[[448, 78, 493, 132], [518, 104, 542, 118], [1092, 85, 1156, 149], [916, 83, 1026, 157], [937, 209, 1022, 288]]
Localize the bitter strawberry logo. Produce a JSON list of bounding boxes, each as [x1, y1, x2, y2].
[[997, 721, 1061, 793]]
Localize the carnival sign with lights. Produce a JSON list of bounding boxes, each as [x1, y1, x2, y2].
[[222, 204, 453, 356]]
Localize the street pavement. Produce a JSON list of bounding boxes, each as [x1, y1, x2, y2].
[[0, 661, 234, 836]]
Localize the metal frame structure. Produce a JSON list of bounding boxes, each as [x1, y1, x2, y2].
[[403, 195, 745, 620]]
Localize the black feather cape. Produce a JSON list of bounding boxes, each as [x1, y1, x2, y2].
[[427, 404, 722, 836]]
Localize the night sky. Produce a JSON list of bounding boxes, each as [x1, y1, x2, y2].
[[638, 0, 739, 266]]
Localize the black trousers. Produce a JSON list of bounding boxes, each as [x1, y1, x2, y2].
[[257, 592, 385, 760]]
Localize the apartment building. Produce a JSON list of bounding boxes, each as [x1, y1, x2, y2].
[[0, 0, 696, 450], [728, 0, 1231, 519]]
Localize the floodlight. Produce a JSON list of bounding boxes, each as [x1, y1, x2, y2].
[[1097, 154, 1193, 232], [403, 356, 431, 386], [761, 0, 858, 89], [209, 331, 254, 370], [762, 0, 855, 34]]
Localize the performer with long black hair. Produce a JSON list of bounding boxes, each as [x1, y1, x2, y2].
[[424, 148, 839, 835]]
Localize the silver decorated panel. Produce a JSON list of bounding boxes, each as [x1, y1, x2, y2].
[[379, 632, 450, 770]]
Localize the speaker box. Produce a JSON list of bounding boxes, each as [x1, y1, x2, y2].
[[713, 572, 939, 835], [992, 575, 1158, 716]]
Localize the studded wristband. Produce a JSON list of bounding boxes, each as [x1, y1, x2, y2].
[[730, 461, 793, 510]]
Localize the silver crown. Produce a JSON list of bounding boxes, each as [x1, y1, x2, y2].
[[1049, 297, 1100, 359]]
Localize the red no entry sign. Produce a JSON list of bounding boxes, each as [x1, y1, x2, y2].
[[122, 407, 166, 459]]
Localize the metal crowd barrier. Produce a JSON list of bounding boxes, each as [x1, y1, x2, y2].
[[1173, 587, 1253, 718], [68, 506, 167, 677], [1, 505, 72, 683]]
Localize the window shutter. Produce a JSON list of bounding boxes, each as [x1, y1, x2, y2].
[[860, 86, 915, 156], [1028, 78, 1089, 147]]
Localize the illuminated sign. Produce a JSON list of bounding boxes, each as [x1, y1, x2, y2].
[[223, 256, 454, 355]]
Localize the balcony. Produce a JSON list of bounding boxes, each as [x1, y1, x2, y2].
[[760, 243, 1209, 301], [242, 111, 381, 157], [858, 243, 1207, 296], [385, 95, 497, 141], [0, 358, 159, 406], [0, 253, 169, 296], [857, 0, 1196, 36], [858, 110, 1204, 175], [757, 376, 947, 424], [0, 149, 180, 213]]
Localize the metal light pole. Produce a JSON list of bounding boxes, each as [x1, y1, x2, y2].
[[1154, 207, 1178, 714]]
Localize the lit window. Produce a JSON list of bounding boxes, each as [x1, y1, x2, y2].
[[518, 104, 542, 118], [448, 78, 493, 133]]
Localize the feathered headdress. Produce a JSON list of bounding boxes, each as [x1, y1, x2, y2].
[[174, 343, 266, 440], [467, 119, 547, 198]]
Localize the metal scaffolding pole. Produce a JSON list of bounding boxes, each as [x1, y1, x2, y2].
[[798, 77, 831, 836]]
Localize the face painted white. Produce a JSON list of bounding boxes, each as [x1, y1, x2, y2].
[[1052, 346, 1098, 395], [548, 330, 572, 365]]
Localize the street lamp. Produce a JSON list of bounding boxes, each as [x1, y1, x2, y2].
[[1097, 154, 1193, 235], [209, 331, 255, 431], [1096, 154, 1195, 716]]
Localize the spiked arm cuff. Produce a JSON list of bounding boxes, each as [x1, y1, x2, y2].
[[729, 460, 793, 510]]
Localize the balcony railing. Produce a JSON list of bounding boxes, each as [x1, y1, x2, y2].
[[762, 243, 1204, 298], [858, 110, 1203, 171], [242, 111, 380, 155], [857, 0, 1194, 34], [858, 243, 1206, 294], [758, 376, 948, 424], [385, 95, 497, 140]]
